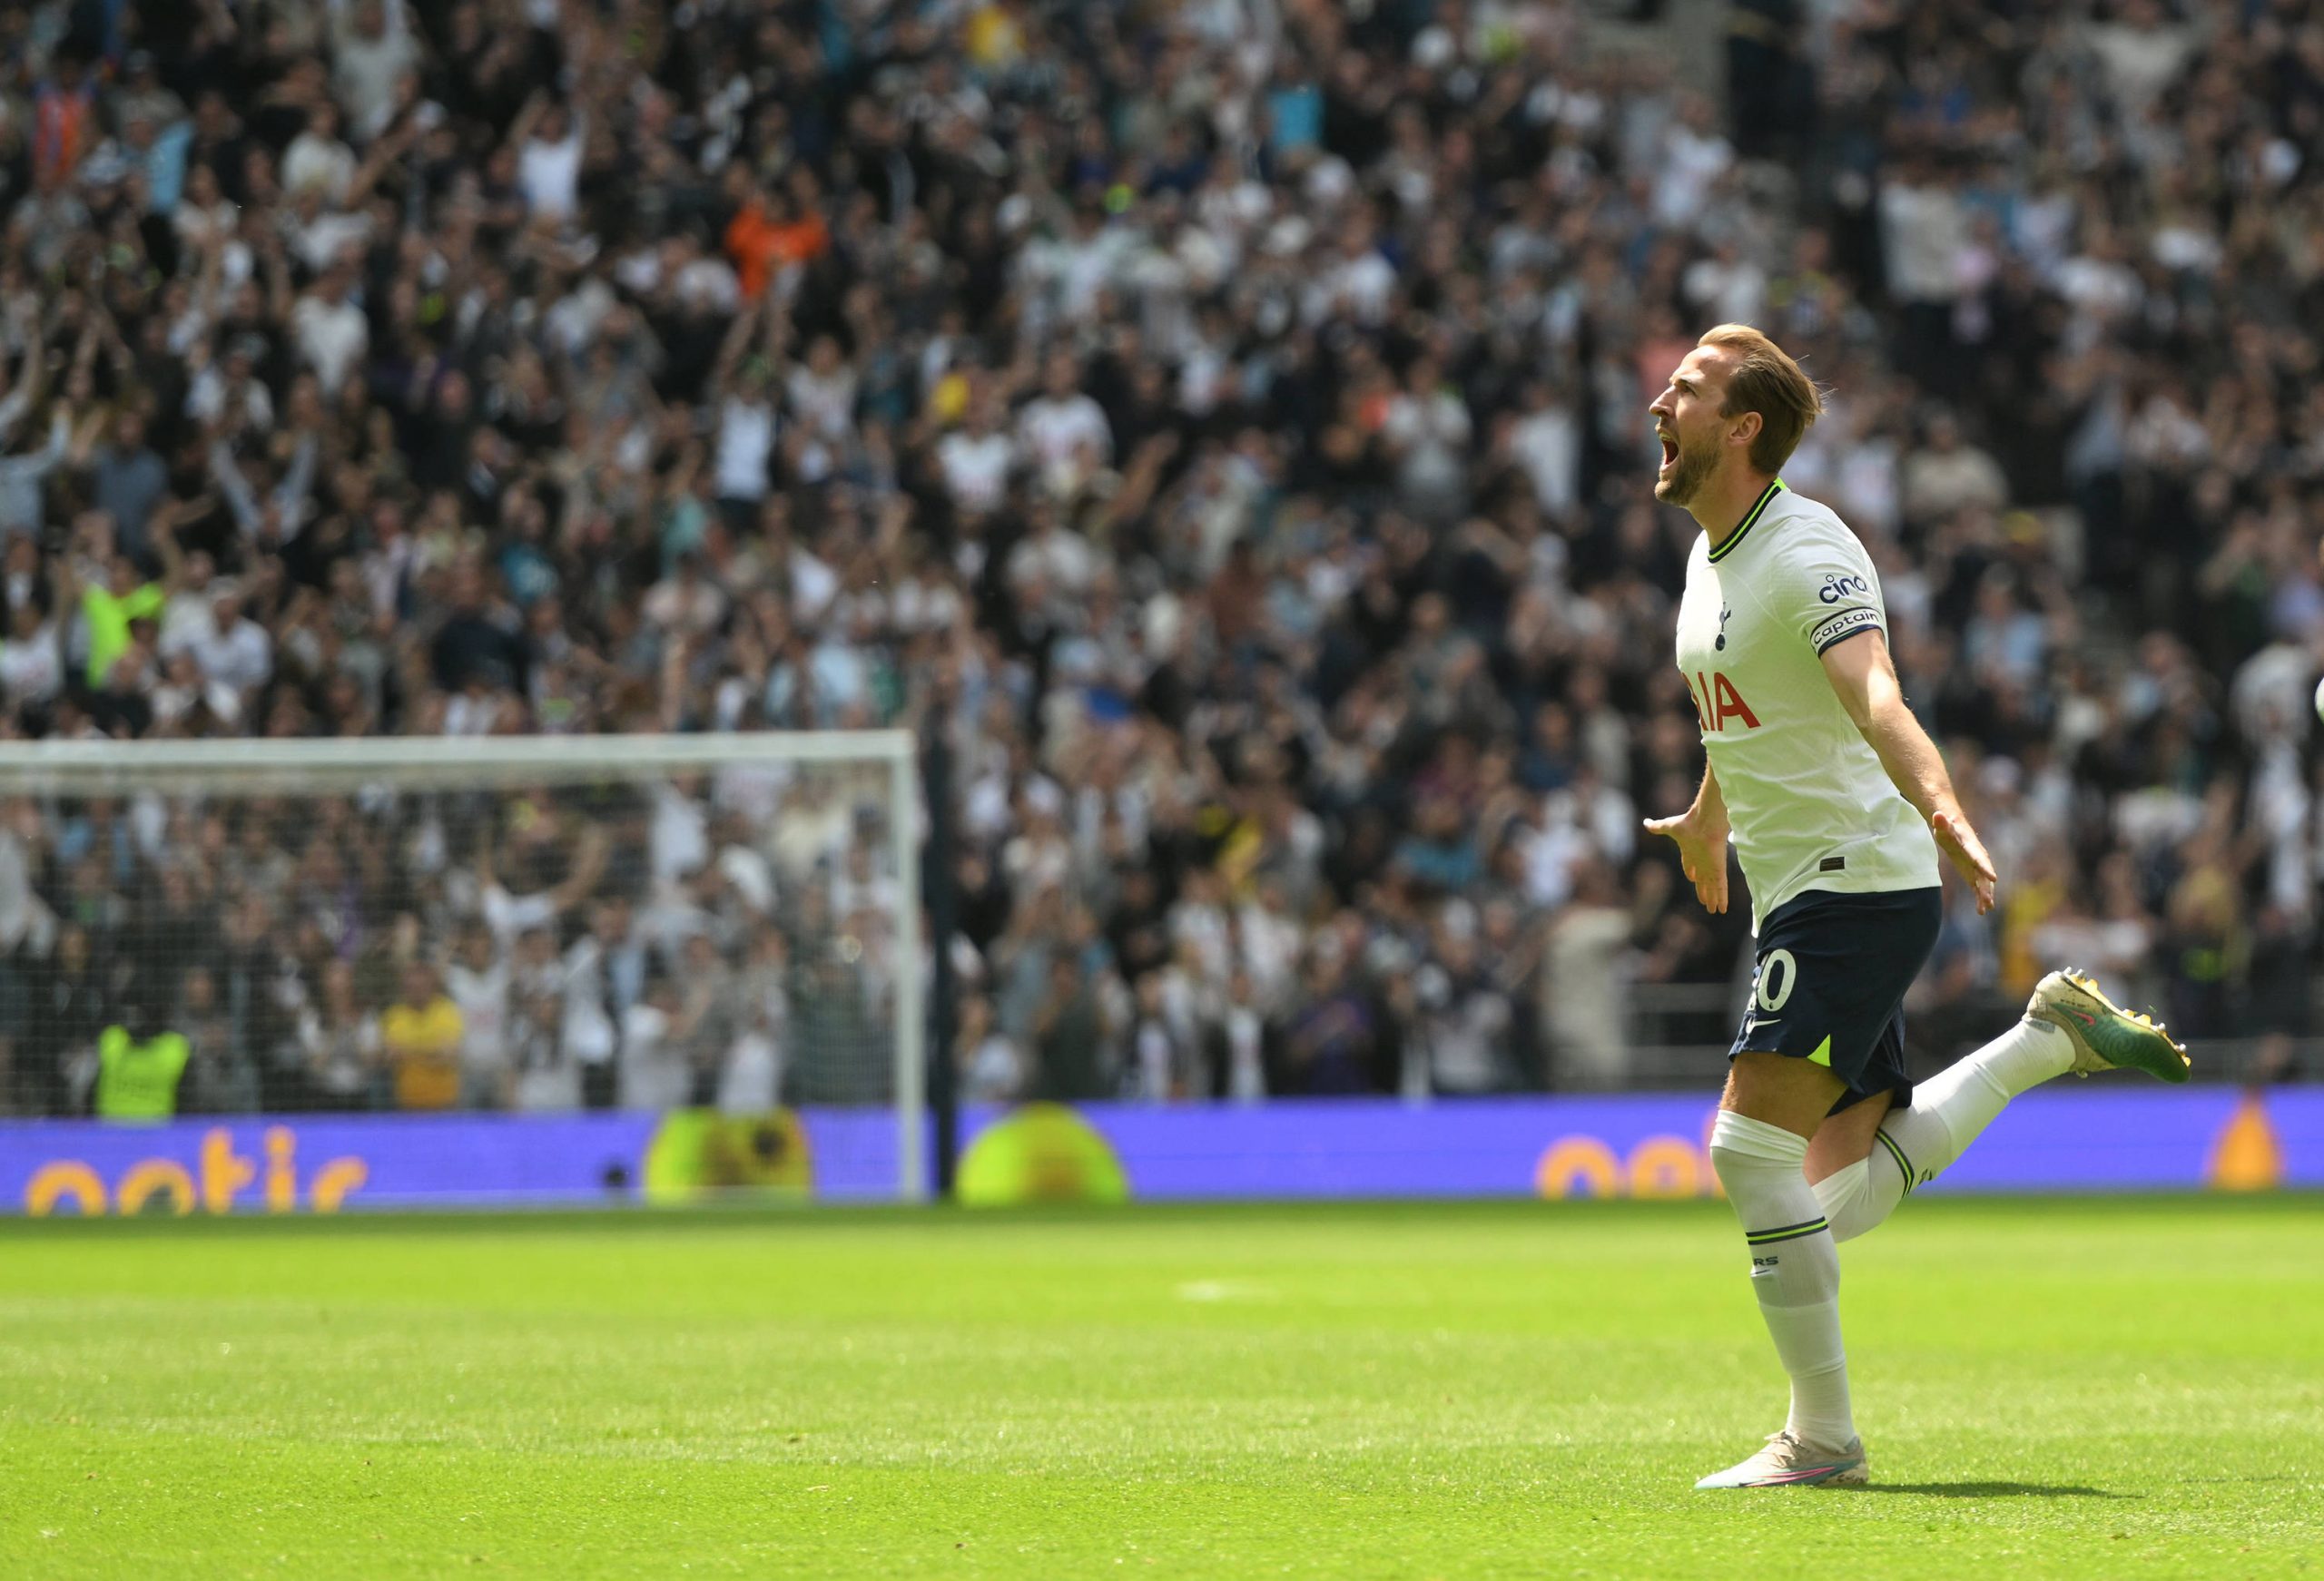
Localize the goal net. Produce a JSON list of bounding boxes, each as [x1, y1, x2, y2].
[[0, 732, 925, 1201]]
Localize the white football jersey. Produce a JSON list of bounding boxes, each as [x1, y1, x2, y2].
[[1672, 480, 1938, 929]]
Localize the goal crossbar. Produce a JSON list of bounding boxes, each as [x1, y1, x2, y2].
[[0, 730, 915, 790]]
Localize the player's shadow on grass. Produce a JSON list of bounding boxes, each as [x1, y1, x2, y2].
[[1856, 1482, 2132, 1499]]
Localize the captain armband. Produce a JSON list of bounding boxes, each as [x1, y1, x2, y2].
[[1809, 606, 1881, 654]]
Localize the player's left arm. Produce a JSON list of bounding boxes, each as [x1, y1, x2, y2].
[[1819, 629, 1997, 914]]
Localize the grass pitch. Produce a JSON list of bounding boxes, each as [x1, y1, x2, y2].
[[0, 1197, 2319, 1579]]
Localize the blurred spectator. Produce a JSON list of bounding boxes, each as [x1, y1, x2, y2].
[[380, 959, 462, 1113], [1031, 956, 1109, 1102], [957, 992, 1024, 1105], [1543, 859, 1636, 1090], [446, 924, 509, 1110], [300, 957, 383, 1112], [93, 988, 186, 1123]]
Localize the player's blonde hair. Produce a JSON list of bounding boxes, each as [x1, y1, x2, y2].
[[1699, 324, 1825, 475]]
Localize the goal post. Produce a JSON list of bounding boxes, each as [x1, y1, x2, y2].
[[0, 731, 928, 1203]]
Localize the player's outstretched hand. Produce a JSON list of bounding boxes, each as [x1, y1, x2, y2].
[[1932, 807, 1997, 915], [1643, 809, 1728, 915]]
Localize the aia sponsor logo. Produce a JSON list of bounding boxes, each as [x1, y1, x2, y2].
[[1689, 671, 1761, 733]]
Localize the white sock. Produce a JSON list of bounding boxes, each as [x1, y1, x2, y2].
[[1709, 1110, 1854, 1450], [1813, 1156, 1876, 1242], [1817, 1018, 2073, 1242]]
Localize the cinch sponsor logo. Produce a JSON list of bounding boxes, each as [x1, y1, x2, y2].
[[1817, 574, 1870, 604], [23, 1127, 368, 1216], [1689, 671, 1761, 733]]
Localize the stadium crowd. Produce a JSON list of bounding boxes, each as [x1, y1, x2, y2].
[[0, 0, 2319, 1116]]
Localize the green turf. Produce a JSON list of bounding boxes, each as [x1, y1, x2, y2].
[[1, 1197, 2320, 1579]]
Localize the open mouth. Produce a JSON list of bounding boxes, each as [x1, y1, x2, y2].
[[1658, 433, 1679, 472]]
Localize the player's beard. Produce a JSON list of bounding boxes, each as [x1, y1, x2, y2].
[[1655, 435, 1715, 506]]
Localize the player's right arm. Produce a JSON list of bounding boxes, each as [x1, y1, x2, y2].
[[1644, 762, 1730, 915]]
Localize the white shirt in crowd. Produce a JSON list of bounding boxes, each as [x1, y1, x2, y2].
[[618, 1002, 693, 1111], [1510, 400, 1580, 517], [517, 121, 585, 221], [1222, 1003, 1266, 1103], [446, 960, 510, 1093], [293, 293, 369, 395], [191, 616, 272, 695], [282, 131, 356, 201], [0, 623, 62, 704], [1652, 120, 1733, 228], [1018, 392, 1112, 477], [714, 396, 774, 501], [509, 1001, 579, 1115], [331, 6, 419, 141], [937, 428, 1016, 515], [1304, 247, 1396, 327], [717, 1028, 781, 1114], [785, 365, 858, 443], [558, 938, 620, 1069]]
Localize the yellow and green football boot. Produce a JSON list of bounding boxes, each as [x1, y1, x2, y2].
[[2024, 969, 2191, 1083]]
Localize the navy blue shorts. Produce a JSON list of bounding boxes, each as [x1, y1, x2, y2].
[[1728, 887, 1944, 1115]]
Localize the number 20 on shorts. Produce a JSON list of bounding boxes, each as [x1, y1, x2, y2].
[[1755, 948, 1798, 1014]]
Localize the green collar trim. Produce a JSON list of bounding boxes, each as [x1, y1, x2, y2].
[[1707, 477, 1786, 563]]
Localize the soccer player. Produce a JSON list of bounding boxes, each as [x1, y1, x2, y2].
[[1643, 325, 2189, 1490]]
